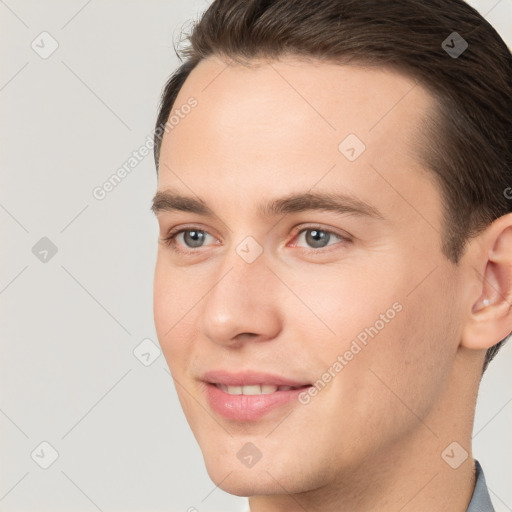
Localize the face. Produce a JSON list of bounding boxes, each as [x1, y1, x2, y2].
[[153, 56, 467, 496]]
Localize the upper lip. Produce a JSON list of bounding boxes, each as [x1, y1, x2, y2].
[[202, 370, 311, 387]]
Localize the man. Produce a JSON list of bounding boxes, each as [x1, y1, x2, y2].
[[151, 0, 512, 510]]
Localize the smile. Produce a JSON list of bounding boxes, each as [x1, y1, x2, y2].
[[201, 371, 312, 421], [214, 383, 303, 395]]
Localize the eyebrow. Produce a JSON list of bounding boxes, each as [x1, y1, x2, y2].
[[151, 189, 383, 220]]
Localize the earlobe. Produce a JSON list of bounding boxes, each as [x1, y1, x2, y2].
[[461, 215, 512, 351]]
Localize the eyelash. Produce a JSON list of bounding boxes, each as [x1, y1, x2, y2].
[[161, 224, 351, 255]]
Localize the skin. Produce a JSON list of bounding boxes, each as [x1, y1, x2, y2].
[[152, 55, 512, 511]]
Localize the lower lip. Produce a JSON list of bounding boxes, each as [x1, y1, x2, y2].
[[204, 383, 310, 421]]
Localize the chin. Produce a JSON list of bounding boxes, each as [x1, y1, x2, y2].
[[204, 463, 289, 496], [201, 448, 314, 498]]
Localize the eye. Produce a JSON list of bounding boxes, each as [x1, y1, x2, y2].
[[292, 226, 349, 251], [161, 224, 351, 255], [161, 228, 217, 253]]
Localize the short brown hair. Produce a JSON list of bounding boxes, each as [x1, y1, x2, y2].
[[154, 0, 512, 371]]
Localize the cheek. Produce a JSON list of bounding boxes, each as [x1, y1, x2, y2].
[[153, 258, 195, 370], [153, 256, 196, 331], [346, 267, 459, 420], [299, 260, 458, 419], [290, 261, 400, 348], [153, 261, 172, 340], [302, 294, 455, 464]]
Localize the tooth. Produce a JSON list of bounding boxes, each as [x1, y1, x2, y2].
[[242, 385, 262, 395], [218, 384, 294, 395]]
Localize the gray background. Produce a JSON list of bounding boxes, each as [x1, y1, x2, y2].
[[1, 1, 511, 511]]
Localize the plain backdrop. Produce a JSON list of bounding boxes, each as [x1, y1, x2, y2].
[[1, 1, 511, 511]]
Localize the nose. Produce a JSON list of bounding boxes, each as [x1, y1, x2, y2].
[[197, 248, 282, 348]]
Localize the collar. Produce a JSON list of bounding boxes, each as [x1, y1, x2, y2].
[[466, 460, 495, 512]]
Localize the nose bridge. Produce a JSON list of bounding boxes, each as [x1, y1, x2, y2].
[[211, 231, 271, 301], [209, 242, 268, 313]]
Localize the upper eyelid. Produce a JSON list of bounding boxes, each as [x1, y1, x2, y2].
[[166, 224, 342, 236], [166, 224, 218, 240], [292, 229, 345, 243]]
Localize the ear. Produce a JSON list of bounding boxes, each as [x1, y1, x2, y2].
[[461, 213, 512, 351]]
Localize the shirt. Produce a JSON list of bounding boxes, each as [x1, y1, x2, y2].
[[467, 460, 495, 512]]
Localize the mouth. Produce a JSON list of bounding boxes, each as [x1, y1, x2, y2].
[[213, 383, 307, 395], [201, 370, 312, 421]]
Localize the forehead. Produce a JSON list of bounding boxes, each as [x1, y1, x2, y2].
[[157, 55, 439, 226]]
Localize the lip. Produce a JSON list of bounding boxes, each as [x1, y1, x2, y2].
[[202, 370, 312, 421]]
